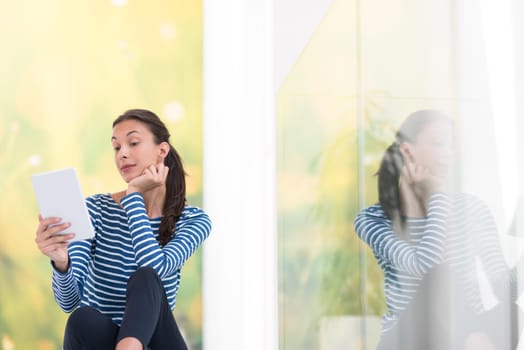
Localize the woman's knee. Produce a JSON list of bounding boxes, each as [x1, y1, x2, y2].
[[64, 306, 118, 349], [128, 266, 161, 287], [66, 306, 99, 331]]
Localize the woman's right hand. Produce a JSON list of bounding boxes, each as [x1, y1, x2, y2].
[[35, 216, 75, 273]]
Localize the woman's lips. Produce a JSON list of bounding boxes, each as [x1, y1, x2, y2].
[[121, 164, 135, 173]]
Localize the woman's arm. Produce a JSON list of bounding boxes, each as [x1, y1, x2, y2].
[[354, 192, 450, 277], [51, 240, 92, 312], [51, 195, 100, 312], [121, 192, 211, 279]]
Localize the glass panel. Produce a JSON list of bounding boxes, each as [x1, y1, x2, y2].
[[277, 0, 523, 348], [276, 0, 363, 348]]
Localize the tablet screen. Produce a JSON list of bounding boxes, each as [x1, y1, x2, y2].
[[31, 168, 95, 242]]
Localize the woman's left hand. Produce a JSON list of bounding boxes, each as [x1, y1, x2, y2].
[[127, 163, 169, 194]]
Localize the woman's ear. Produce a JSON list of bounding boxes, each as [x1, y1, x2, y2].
[[158, 142, 170, 160], [398, 142, 414, 163]]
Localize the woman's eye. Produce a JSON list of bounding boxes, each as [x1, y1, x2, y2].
[[130, 142, 139, 147], [113, 146, 120, 152]]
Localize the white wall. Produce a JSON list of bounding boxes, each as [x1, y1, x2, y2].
[[202, 0, 277, 349]]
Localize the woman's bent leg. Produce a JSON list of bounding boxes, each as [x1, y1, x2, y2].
[[63, 306, 118, 350], [118, 267, 187, 350]]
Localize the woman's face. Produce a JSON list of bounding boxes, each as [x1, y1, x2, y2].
[[111, 119, 167, 183], [402, 119, 453, 178]]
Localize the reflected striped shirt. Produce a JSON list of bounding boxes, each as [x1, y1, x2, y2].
[[51, 192, 211, 326], [354, 192, 509, 334]]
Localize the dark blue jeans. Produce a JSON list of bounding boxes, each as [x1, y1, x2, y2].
[[63, 267, 188, 350]]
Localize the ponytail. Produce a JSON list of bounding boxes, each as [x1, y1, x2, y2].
[[158, 145, 187, 246], [377, 141, 405, 230]]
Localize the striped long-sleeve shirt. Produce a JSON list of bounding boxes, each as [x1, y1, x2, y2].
[[51, 192, 212, 326], [354, 192, 510, 334]]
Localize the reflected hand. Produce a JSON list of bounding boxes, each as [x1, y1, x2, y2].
[[35, 215, 74, 272], [402, 161, 447, 196]]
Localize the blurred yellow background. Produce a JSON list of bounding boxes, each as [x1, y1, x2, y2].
[[0, 1, 204, 349]]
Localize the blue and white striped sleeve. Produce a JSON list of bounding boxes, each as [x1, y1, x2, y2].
[[120, 192, 211, 279], [51, 195, 98, 313], [354, 193, 450, 277], [51, 240, 92, 312]]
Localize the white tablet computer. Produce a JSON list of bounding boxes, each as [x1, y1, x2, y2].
[[31, 167, 95, 242]]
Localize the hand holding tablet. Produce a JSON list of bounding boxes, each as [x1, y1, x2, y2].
[[31, 168, 95, 242]]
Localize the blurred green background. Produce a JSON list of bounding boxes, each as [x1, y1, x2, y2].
[[0, 1, 204, 349]]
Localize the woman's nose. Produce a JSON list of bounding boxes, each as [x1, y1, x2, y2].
[[118, 147, 128, 159]]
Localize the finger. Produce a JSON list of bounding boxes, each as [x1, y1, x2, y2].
[[403, 163, 416, 183], [36, 226, 69, 246], [401, 165, 410, 183], [37, 237, 70, 255], [155, 163, 167, 177], [150, 164, 164, 182], [162, 165, 169, 181], [36, 217, 62, 236], [38, 233, 75, 249], [49, 233, 75, 244], [38, 222, 71, 240], [39, 217, 63, 227], [47, 222, 72, 237], [412, 164, 422, 180]]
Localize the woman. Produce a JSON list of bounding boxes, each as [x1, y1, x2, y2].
[[35, 109, 211, 350], [354, 109, 512, 349]]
